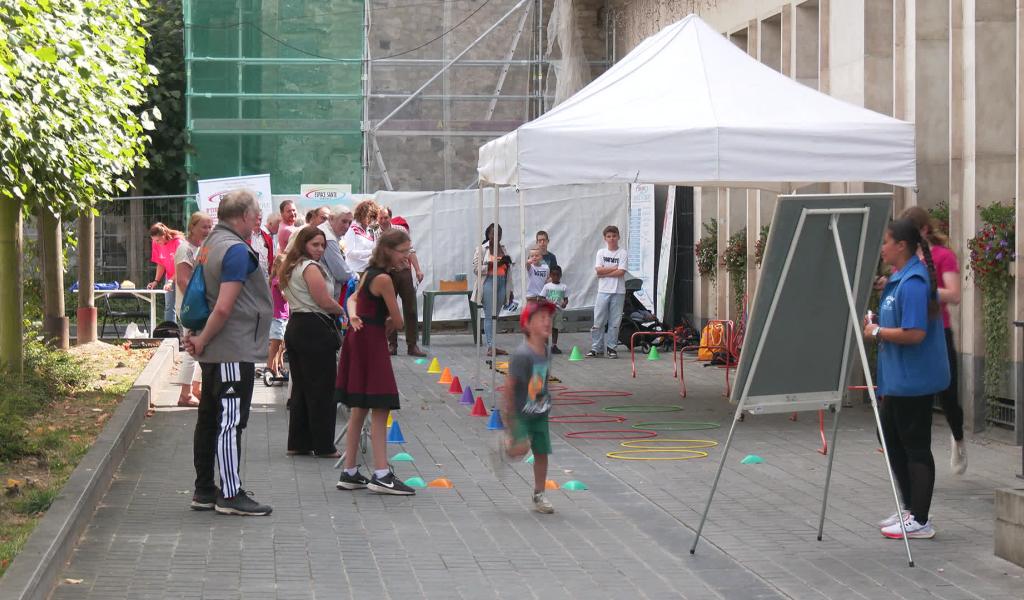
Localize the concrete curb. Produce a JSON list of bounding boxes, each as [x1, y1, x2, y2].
[[0, 338, 177, 600]]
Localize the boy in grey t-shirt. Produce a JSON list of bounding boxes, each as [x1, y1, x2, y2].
[[500, 299, 557, 514]]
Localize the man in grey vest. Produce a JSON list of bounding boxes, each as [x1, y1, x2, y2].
[[185, 190, 274, 516]]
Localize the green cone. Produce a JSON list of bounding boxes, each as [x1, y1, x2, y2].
[[647, 346, 660, 360], [568, 346, 583, 361], [561, 480, 588, 491], [390, 452, 414, 462], [404, 476, 427, 488], [524, 453, 535, 464], [740, 454, 764, 465]]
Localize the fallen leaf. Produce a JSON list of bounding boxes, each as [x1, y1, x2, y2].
[[90, 408, 102, 413], [63, 578, 83, 585]]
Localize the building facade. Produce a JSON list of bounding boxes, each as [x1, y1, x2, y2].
[[603, 0, 1021, 438]]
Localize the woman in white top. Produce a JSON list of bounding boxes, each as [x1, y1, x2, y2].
[[342, 199, 378, 274], [278, 226, 345, 457], [172, 212, 212, 407]]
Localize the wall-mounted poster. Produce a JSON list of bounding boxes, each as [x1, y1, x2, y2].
[[628, 183, 656, 312], [655, 186, 676, 321], [197, 174, 273, 225]]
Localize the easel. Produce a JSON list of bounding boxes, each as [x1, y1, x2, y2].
[[689, 207, 916, 567]]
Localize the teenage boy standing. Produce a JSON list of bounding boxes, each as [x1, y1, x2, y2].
[[586, 225, 627, 359]]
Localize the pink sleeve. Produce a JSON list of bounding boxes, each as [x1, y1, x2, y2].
[[933, 246, 959, 279], [151, 240, 162, 266]]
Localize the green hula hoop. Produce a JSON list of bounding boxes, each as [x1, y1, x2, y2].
[[602, 405, 683, 413], [630, 421, 720, 431]]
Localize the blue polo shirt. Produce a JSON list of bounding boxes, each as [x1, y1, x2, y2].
[[876, 255, 949, 397]]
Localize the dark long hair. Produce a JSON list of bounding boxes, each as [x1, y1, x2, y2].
[[888, 218, 940, 319], [277, 225, 326, 290], [482, 223, 503, 252]]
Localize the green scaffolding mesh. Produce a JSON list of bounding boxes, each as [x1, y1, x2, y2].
[[184, 0, 364, 194]]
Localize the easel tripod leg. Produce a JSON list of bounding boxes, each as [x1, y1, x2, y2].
[[690, 403, 744, 554], [817, 407, 842, 540]]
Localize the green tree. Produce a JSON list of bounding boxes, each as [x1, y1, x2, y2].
[[0, 0, 157, 373]]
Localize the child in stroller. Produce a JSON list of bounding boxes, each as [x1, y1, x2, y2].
[[617, 278, 672, 353]]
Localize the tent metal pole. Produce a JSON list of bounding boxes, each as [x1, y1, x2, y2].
[[519, 189, 527, 305], [474, 183, 484, 390], [489, 184, 501, 410]]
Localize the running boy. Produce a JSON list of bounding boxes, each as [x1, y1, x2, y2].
[[542, 266, 569, 354], [587, 225, 628, 359], [525, 246, 550, 301], [501, 299, 557, 514]]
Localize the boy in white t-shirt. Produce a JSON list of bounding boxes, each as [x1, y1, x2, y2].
[[587, 225, 628, 358], [541, 265, 569, 354], [525, 246, 550, 301]]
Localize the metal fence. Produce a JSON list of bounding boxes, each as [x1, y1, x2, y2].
[[91, 195, 196, 285]]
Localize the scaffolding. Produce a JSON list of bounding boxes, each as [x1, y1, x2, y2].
[[184, 0, 612, 194]]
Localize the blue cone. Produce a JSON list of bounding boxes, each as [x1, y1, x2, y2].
[[386, 419, 406, 444], [487, 408, 504, 430]]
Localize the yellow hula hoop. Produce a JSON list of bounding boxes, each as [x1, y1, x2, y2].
[[606, 449, 709, 461], [619, 439, 719, 450]]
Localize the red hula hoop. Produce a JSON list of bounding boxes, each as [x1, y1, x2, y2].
[[549, 414, 626, 424], [564, 429, 657, 439], [555, 390, 634, 399]]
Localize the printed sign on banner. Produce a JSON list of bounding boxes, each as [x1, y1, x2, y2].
[[627, 184, 656, 311], [197, 174, 273, 225], [298, 184, 353, 213], [655, 187, 675, 321]]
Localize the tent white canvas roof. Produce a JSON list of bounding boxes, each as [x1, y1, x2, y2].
[[478, 14, 916, 190]]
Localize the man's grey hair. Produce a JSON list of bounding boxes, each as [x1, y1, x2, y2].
[[218, 190, 259, 221], [329, 204, 353, 218]]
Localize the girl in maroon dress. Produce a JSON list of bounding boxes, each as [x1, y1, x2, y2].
[[335, 228, 416, 495]]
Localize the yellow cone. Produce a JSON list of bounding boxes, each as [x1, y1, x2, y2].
[[386, 413, 393, 428], [427, 357, 441, 374]]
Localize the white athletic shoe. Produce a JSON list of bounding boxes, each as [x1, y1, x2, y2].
[[881, 516, 935, 539], [950, 435, 968, 475], [877, 510, 910, 529]]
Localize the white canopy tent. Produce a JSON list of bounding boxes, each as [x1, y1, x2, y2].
[[472, 14, 916, 408], [478, 13, 916, 189]]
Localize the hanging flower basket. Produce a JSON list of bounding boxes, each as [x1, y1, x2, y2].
[[967, 202, 1015, 402], [695, 219, 718, 282]]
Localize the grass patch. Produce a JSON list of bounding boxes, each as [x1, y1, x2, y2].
[[0, 337, 150, 576]]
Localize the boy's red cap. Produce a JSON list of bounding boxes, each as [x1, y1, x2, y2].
[[520, 299, 557, 330], [391, 216, 409, 231]]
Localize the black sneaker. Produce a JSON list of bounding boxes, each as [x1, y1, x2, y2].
[[336, 469, 370, 490], [367, 471, 416, 496], [606, 348, 618, 359], [190, 487, 217, 511], [585, 350, 601, 358], [215, 489, 273, 516], [551, 345, 563, 354]]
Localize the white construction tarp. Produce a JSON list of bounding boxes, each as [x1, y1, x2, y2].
[[376, 184, 629, 322], [478, 14, 916, 190]]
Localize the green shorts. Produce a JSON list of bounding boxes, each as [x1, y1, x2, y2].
[[513, 413, 552, 455]]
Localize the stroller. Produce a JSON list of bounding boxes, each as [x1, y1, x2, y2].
[[617, 278, 674, 353]]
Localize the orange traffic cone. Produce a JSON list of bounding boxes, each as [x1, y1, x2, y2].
[[438, 367, 453, 385]]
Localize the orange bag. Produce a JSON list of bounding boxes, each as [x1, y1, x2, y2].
[[697, 322, 725, 361]]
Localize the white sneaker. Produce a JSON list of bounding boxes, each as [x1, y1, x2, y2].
[[532, 492, 554, 514], [881, 516, 935, 539], [877, 510, 910, 528], [950, 435, 968, 475]]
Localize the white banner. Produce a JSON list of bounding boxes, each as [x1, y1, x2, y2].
[[628, 184, 656, 311], [656, 186, 676, 321], [197, 174, 273, 225], [298, 184, 353, 213], [376, 184, 630, 322]]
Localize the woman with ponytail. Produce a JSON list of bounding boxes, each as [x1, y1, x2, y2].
[[147, 222, 185, 323], [865, 219, 950, 540], [900, 206, 966, 474]]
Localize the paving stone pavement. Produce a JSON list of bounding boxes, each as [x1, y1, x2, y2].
[[52, 333, 1024, 599]]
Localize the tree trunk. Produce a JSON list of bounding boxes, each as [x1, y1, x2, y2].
[[39, 207, 69, 349], [0, 200, 24, 374], [77, 210, 97, 343]]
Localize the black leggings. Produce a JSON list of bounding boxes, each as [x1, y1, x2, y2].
[[881, 394, 935, 524], [939, 328, 964, 440]]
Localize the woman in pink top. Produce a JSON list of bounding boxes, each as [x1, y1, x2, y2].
[[147, 222, 184, 323], [268, 254, 290, 378], [902, 206, 966, 475]]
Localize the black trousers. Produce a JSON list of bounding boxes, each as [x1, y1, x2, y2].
[[285, 312, 340, 454], [881, 394, 935, 524], [939, 328, 964, 440], [194, 361, 254, 498], [387, 267, 419, 349]]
